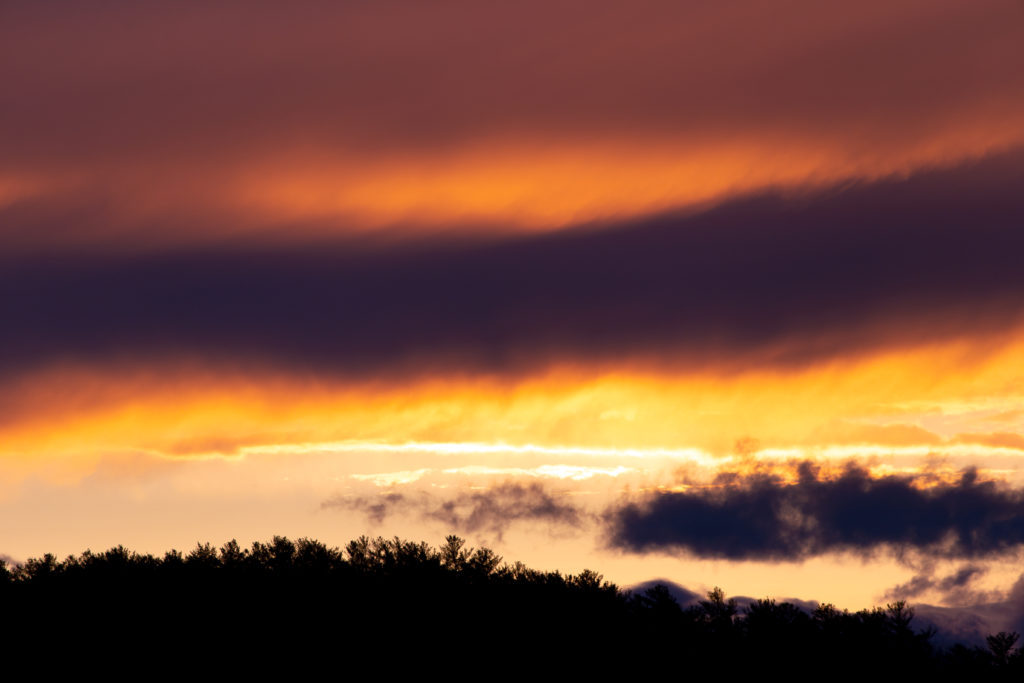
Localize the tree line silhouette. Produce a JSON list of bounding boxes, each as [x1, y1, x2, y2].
[[1, 535, 1020, 675]]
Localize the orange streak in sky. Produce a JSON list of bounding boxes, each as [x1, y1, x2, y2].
[[2, 131, 1022, 252], [2, 331, 1024, 487], [228, 129, 1024, 232]]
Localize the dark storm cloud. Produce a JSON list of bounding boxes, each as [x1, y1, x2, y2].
[[1, 151, 1023, 379], [325, 482, 586, 539], [606, 463, 1024, 561]]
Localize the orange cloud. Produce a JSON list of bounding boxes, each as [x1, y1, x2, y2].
[[2, 1, 1022, 248], [2, 330, 1024, 483], [954, 433, 1024, 451]]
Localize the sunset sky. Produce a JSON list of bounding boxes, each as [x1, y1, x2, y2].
[[3, 0, 1024, 635]]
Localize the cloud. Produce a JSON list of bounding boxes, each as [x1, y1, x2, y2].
[[886, 564, 991, 603], [324, 482, 588, 540], [981, 411, 1024, 425], [953, 432, 1024, 450], [2, 150, 1024, 381], [811, 422, 943, 447], [8, 1, 1020, 154], [626, 579, 702, 607], [4, 1, 1022, 229], [627, 570, 1024, 649], [605, 463, 1024, 561], [333, 492, 405, 525], [909, 572, 1024, 647]]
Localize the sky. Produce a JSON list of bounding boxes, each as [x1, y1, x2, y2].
[[3, 0, 1024, 637]]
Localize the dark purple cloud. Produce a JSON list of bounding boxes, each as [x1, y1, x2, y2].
[[606, 463, 1024, 561], [886, 565, 992, 603], [1, 150, 1022, 380]]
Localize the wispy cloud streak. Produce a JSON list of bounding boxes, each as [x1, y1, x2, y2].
[[326, 482, 588, 539]]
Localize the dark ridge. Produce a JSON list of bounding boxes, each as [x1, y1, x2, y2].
[[1, 535, 1021, 675]]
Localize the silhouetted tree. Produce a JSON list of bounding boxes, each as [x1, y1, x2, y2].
[[439, 534, 469, 570], [987, 631, 1020, 666], [0, 533, 1008, 675]]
